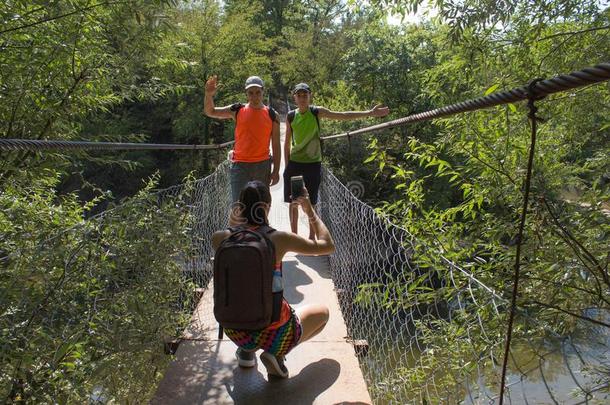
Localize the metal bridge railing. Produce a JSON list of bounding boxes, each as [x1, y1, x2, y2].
[[321, 62, 610, 140], [2, 62, 609, 404], [319, 167, 610, 404]]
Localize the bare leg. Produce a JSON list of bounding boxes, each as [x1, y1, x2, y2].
[[289, 202, 299, 234], [295, 304, 329, 343]]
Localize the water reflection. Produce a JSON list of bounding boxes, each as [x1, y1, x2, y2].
[[357, 309, 610, 404], [471, 309, 610, 404]]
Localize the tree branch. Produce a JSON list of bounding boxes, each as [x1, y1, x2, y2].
[[0, 1, 125, 35], [527, 299, 610, 329], [542, 198, 610, 287], [542, 212, 604, 294], [538, 25, 610, 41], [522, 274, 610, 307]]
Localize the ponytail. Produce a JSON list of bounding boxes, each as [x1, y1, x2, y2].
[[238, 180, 271, 226]]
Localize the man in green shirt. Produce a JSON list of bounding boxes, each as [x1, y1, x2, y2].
[[284, 83, 390, 240]]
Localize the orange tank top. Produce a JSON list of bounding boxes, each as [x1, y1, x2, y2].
[[233, 104, 273, 162]]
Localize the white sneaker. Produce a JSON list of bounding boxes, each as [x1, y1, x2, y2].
[[260, 351, 289, 378], [236, 348, 256, 368]]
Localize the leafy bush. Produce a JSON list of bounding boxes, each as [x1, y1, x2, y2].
[[0, 172, 196, 402]]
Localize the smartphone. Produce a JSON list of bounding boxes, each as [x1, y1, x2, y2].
[[290, 175, 304, 199]]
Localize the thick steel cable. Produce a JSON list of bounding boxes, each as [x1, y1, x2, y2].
[[321, 62, 610, 140], [0, 139, 235, 152], [3, 64, 607, 151]]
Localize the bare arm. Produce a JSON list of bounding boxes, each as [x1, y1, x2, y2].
[[317, 104, 390, 121], [275, 192, 335, 256], [282, 214, 334, 255], [203, 75, 236, 120], [284, 120, 292, 167], [270, 119, 281, 185], [212, 230, 230, 250]]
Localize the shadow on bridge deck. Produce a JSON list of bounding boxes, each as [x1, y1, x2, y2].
[[153, 125, 372, 404]]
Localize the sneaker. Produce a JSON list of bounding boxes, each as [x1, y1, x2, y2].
[[236, 348, 256, 368], [260, 351, 289, 378]]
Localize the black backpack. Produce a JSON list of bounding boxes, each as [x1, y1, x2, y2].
[[287, 106, 320, 135], [230, 103, 278, 122], [213, 225, 282, 337]]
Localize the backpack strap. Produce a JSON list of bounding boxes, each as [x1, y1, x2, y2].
[[233, 103, 276, 127], [255, 225, 282, 322], [287, 110, 296, 146], [267, 107, 278, 123], [251, 225, 277, 263], [310, 106, 320, 130], [230, 103, 244, 118], [287, 109, 296, 125], [256, 224, 276, 236], [287, 107, 319, 129]]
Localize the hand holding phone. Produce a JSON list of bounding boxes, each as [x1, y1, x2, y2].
[[290, 175, 304, 200]]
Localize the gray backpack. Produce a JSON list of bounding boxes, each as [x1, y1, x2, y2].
[[213, 225, 282, 336]]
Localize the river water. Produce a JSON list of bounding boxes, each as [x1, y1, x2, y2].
[[356, 308, 610, 404]]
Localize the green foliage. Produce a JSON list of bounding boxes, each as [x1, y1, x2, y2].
[[0, 172, 196, 402], [0, 0, 177, 180], [1, 0, 609, 401], [354, 3, 610, 400], [370, 0, 602, 38], [364, 2, 609, 318]]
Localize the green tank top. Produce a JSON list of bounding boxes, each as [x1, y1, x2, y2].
[[289, 108, 321, 163]]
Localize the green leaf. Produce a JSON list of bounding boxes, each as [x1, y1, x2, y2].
[[53, 341, 74, 365], [364, 154, 376, 163], [484, 84, 499, 96]]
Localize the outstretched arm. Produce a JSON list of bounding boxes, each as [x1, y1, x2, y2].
[[317, 104, 390, 121], [203, 75, 235, 120]]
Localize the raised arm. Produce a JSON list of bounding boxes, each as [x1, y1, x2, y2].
[[203, 75, 236, 120], [317, 104, 390, 121], [275, 189, 335, 256]]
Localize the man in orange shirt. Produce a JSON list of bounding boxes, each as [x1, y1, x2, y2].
[[204, 75, 281, 202]]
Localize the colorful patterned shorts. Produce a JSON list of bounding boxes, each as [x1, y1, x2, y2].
[[224, 306, 303, 357]]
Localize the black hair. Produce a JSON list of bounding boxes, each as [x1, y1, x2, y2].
[[238, 180, 271, 225]]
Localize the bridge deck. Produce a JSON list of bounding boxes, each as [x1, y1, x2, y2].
[[153, 125, 372, 404]]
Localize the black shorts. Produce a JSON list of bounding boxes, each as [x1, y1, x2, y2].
[[283, 161, 322, 205]]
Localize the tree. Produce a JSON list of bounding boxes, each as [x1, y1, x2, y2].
[[0, 0, 176, 182]]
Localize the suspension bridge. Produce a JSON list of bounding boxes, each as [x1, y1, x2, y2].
[[153, 147, 373, 404], [152, 138, 610, 404], [1, 63, 609, 404]]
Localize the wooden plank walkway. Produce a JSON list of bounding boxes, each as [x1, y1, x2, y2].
[[153, 123, 372, 404]]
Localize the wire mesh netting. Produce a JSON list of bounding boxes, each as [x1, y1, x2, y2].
[[319, 166, 610, 404], [3, 158, 609, 403], [0, 163, 230, 403]]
